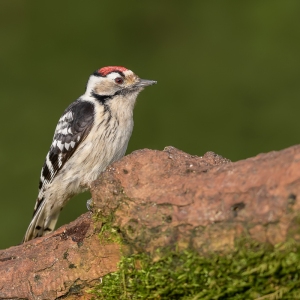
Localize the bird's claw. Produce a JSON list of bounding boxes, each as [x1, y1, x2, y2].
[[86, 199, 94, 211]]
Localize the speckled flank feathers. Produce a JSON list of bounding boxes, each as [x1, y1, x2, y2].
[[23, 66, 156, 242]]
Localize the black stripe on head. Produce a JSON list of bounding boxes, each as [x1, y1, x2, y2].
[[93, 70, 102, 77], [91, 91, 112, 104], [91, 85, 138, 105]]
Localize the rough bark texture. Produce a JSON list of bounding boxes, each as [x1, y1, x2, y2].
[[0, 214, 120, 300], [1, 145, 300, 299], [91, 146, 300, 255]]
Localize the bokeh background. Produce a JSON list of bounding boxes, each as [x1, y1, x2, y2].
[[1, 1, 300, 248]]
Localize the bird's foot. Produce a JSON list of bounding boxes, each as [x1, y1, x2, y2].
[[86, 199, 94, 211]]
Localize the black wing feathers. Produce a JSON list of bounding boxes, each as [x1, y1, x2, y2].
[[39, 100, 95, 191]]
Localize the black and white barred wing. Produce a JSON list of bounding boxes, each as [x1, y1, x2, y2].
[[23, 100, 95, 242], [34, 100, 95, 215]]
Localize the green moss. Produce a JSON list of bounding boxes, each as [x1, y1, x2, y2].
[[90, 239, 300, 299], [92, 209, 123, 245], [99, 221, 123, 245]]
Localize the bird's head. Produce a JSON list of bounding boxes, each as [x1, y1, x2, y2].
[[85, 66, 157, 100]]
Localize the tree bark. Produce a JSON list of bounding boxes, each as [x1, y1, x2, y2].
[[1, 145, 300, 299]]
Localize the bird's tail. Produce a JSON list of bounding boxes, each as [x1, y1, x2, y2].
[[23, 198, 60, 243]]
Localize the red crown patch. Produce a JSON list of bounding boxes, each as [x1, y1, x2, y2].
[[98, 66, 128, 76]]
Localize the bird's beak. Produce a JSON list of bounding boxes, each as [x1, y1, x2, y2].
[[135, 79, 157, 87]]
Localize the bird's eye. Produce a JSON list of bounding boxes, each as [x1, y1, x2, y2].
[[115, 77, 124, 84]]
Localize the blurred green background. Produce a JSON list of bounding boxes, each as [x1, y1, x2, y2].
[[1, 1, 300, 248]]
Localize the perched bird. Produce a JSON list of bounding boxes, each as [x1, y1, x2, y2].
[[23, 66, 157, 242]]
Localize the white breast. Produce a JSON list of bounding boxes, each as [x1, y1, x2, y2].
[[39, 91, 139, 218], [55, 92, 137, 194]]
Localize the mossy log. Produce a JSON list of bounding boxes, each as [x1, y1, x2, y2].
[[1, 146, 300, 299]]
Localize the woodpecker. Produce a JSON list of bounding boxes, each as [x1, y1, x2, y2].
[[23, 66, 157, 242]]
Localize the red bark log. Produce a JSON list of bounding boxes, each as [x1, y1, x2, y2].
[[1, 145, 300, 299]]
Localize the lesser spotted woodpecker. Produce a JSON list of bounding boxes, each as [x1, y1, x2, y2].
[[23, 66, 156, 242]]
